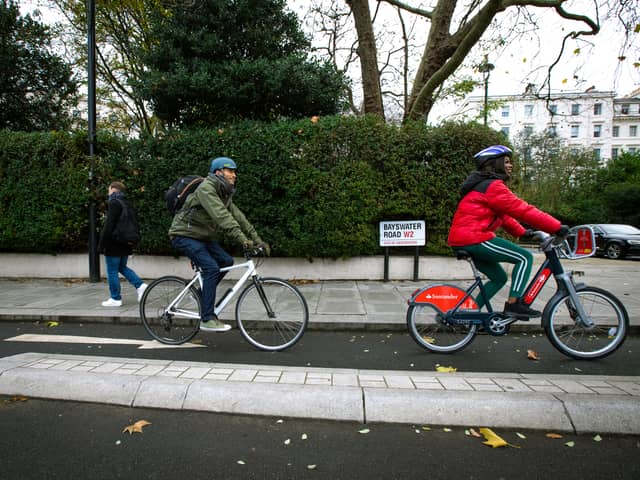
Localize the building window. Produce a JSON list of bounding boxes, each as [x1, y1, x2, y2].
[[613, 126, 620, 137], [523, 125, 533, 136], [611, 148, 618, 159], [593, 148, 601, 160], [571, 104, 580, 115], [593, 103, 602, 115], [549, 104, 558, 115], [547, 125, 557, 136], [593, 125, 602, 138], [571, 125, 580, 138], [630, 147, 637, 154], [501, 106, 510, 118], [500, 127, 510, 137], [621, 104, 630, 114], [524, 104, 534, 117], [631, 125, 638, 137]]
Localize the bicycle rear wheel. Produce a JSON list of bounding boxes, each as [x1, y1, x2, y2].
[[140, 276, 201, 345], [406, 303, 477, 353], [543, 286, 628, 359], [236, 277, 308, 351]]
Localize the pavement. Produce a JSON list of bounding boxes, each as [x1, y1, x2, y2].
[[0, 266, 639, 435]]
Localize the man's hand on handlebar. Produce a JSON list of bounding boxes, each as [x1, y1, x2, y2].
[[256, 242, 271, 256]]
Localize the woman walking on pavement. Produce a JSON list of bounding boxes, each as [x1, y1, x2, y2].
[[98, 181, 147, 307]]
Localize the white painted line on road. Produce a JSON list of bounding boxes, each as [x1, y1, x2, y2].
[[3, 334, 205, 349]]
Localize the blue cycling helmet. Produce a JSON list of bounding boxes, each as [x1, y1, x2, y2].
[[209, 157, 237, 173], [473, 145, 512, 170]]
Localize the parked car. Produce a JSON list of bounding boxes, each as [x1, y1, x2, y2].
[[570, 224, 640, 259]]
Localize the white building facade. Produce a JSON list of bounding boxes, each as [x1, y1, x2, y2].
[[458, 88, 640, 161]]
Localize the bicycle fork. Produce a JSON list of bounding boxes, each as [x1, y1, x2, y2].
[[253, 278, 277, 319], [555, 272, 595, 329]]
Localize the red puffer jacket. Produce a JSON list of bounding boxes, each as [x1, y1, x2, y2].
[[447, 174, 561, 247]]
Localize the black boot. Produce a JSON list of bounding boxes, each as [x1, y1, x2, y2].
[[504, 300, 541, 318]]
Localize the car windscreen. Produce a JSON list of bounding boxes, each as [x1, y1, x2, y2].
[[601, 225, 640, 235]]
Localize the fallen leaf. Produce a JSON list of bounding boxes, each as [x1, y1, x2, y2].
[[443, 428, 452, 432], [284, 438, 291, 445], [237, 460, 245, 465], [358, 428, 370, 434], [593, 434, 602, 442], [421, 426, 431, 431], [47, 321, 59, 328], [527, 349, 540, 361], [307, 465, 317, 470], [422, 336, 435, 344], [565, 441, 575, 447], [436, 366, 457, 373], [122, 419, 151, 434], [479, 428, 519, 448], [301, 433, 308, 440], [546, 433, 563, 439], [469, 428, 482, 438], [516, 432, 527, 439]]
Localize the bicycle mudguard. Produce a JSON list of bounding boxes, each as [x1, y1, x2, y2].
[[408, 284, 478, 311]]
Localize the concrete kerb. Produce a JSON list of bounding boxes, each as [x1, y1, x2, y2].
[[1, 353, 639, 434]]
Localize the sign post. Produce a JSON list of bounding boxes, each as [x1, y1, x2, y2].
[[379, 221, 426, 281]]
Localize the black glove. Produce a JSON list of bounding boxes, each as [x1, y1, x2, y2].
[[521, 229, 543, 242], [556, 225, 570, 238]]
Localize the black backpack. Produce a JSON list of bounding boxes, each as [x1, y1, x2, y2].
[[165, 175, 204, 215], [112, 199, 140, 246]]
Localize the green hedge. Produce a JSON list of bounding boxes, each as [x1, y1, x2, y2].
[[0, 116, 505, 257]]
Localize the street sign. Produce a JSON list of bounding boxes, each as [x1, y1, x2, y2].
[[379, 220, 426, 247]]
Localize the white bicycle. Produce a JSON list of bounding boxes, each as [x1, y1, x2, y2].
[[139, 247, 308, 351]]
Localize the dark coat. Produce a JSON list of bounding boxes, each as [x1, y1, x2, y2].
[[98, 194, 134, 257]]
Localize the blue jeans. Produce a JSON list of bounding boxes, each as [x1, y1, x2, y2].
[[104, 255, 144, 301], [171, 237, 233, 321]]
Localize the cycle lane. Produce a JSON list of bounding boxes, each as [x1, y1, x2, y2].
[[0, 260, 638, 435]]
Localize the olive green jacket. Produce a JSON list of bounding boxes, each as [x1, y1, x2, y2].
[[168, 173, 261, 245]]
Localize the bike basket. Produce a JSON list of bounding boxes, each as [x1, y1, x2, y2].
[[564, 225, 596, 259]]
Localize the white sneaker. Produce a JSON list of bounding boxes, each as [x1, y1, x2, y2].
[[137, 283, 148, 302], [101, 298, 122, 307]]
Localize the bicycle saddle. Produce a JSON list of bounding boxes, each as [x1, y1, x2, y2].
[[455, 250, 472, 260]]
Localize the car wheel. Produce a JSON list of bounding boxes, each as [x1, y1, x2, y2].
[[605, 242, 623, 259]]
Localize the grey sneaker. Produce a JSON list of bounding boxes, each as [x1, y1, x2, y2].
[[200, 318, 232, 332]]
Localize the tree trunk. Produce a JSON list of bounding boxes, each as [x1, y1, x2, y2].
[[346, 0, 384, 118]]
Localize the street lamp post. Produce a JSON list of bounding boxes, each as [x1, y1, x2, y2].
[[87, 0, 100, 282], [478, 59, 494, 126]]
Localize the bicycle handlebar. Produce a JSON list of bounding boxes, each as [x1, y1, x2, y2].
[[243, 245, 266, 259], [534, 229, 571, 253]]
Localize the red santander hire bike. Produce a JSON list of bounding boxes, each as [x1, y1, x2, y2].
[[406, 226, 628, 360]]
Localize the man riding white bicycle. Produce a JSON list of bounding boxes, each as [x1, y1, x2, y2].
[[169, 157, 270, 332]]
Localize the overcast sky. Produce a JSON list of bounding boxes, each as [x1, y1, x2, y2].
[[20, 0, 640, 122]]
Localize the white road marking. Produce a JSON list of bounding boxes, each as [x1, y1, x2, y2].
[[4, 334, 205, 349]]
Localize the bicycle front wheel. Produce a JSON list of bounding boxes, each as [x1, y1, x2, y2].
[[140, 276, 201, 345], [406, 303, 477, 353], [543, 286, 628, 360], [236, 277, 308, 351]]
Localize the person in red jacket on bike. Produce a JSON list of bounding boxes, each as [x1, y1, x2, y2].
[[448, 145, 568, 318]]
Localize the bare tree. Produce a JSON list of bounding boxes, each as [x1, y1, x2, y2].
[[346, 0, 384, 117], [308, 0, 637, 122]]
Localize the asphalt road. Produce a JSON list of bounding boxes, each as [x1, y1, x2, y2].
[[1, 321, 638, 376], [2, 396, 639, 480]]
